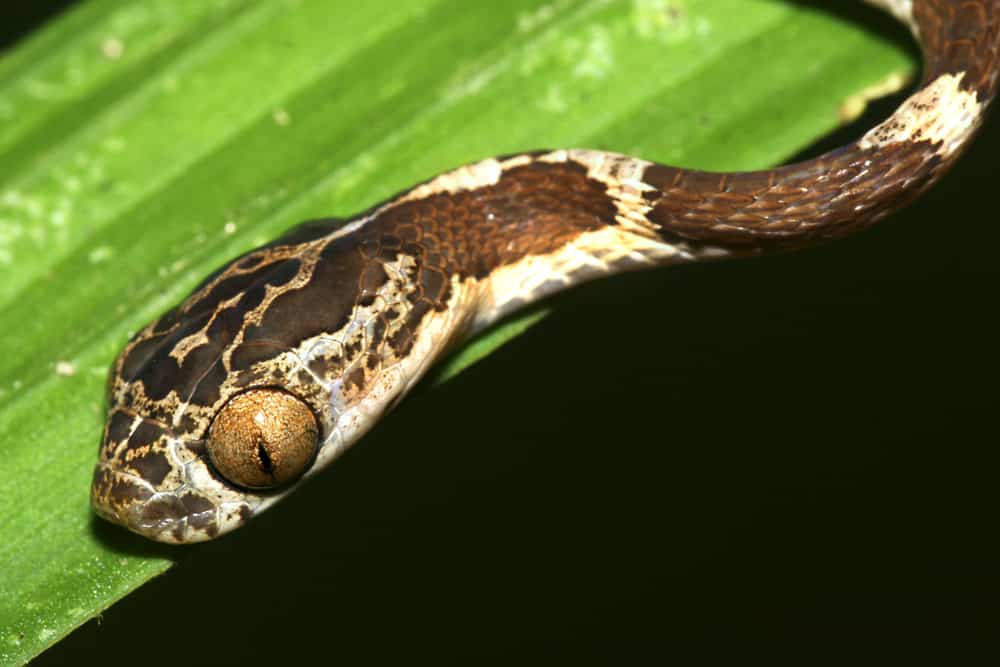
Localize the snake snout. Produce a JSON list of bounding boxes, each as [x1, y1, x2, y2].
[[89, 463, 201, 543], [92, 407, 255, 543], [91, 462, 255, 544]]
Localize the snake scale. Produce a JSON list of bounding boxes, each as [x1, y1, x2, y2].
[[93, 0, 999, 543]]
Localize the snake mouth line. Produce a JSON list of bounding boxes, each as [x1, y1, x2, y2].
[[91, 462, 252, 544]]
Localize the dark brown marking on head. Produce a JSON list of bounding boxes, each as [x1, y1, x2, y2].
[[359, 262, 388, 305], [230, 341, 289, 373], [264, 258, 302, 287], [138, 343, 197, 402], [180, 494, 217, 536], [92, 467, 155, 512], [371, 315, 388, 344], [104, 409, 133, 450], [307, 348, 342, 378], [176, 411, 198, 434], [120, 254, 309, 407], [184, 257, 303, 324], [111, 475, 153, 503], [119, 329, 181, 383], [189, 357, 229, 407], [397, 300, 432, 354], [236, 254, 267, 271], [120, 307, 208, 384], [138, 304, 248, 403], [139, 496, 186, 527], [386, 324, 414, 359], [91, 466, 109, 495], [236, 283, 267, 313], [126, 450, 172, 486], [344, 336, 363, 360], [419, 267, 448, 307], [126, 419, 162, 449], [193, 268, 271, 317], [240, 235, 364, 350], [150, 307, 183, 336], [344, 366, 365, 393]]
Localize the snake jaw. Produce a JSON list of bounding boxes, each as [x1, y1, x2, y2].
[[91, 468, 243, 544], [91, 437, 259, 544]]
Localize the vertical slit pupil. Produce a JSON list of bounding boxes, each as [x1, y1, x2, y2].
[[257, 441, 273, 473]]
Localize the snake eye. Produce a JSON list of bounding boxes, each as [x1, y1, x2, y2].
[[207, 388, 319, 490]]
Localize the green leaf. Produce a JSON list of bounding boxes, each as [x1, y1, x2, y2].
[[0, 0, 911, 662]]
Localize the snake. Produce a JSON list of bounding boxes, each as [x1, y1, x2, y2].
[[92, 0, 999, 543]]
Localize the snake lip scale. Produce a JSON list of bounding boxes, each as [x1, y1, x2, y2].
[[92, 0, 999, 544]]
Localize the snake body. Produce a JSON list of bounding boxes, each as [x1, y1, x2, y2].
[[93, 0, 999, 543]]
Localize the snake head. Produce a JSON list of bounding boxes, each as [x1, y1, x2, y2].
[[91, 231, 347, 544], [91, 216, 454, 543]]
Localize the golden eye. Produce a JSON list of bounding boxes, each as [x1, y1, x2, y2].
[[207, 388, 319, 490]]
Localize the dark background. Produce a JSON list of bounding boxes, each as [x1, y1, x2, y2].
[[9, 1, 998, 662], [0, 1, 76, 52]]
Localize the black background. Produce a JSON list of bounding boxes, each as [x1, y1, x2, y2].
[[0, 1, 76, 52], [8, 1, 999, 662]]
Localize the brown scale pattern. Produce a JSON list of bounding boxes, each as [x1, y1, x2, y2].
[[916, 0, 1000, 94], [644, 143, 945, 250], [644, 0, 1000, 251], [367, 160, 618, 278]]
